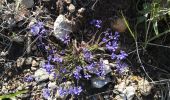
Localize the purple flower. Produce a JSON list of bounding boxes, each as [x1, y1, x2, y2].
[[60, 34, 70, 44], [24, 76, 33, 82], [42, 88, 51, 99], [69, 86, 82, 95], [111, 53, 117, 59], [102, 37, 107, 42], [58, 87, 67, 96], [85, 63, 95, 71], [116, 61, 128, 73], [52, 56, 63, 63], [83, 48, 93, 62], [90, 19, 102, 28], [30, 22, 46, 36], [114, 31, 120, 40], [117, 50, 128, 60], [106, 41, 118, 52], [43, 62, 54, 73], [84, 73, 91, 79], [73, 66, 82, 79], [60, 68, 67, 73]]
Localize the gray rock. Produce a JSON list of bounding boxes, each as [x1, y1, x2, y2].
[[16, 57, 25, 67], [34, 68, 49, 82], [103, 60, 112, 74], [20, 0, 34, 8], [53, 15, 73, 40], [37, 83, 47, 89], [91, 77, 111, 88], [25, 57, 33, 65]]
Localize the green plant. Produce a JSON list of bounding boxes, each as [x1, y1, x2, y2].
[[136, 0, 170, 48], [0, 90, 28, 100]]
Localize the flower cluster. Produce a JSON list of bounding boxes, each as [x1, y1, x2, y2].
[[102, 30, 128, 73], [90, 19, 102, 28], [58, 86, 82, 96], [82, 48, 93, 62], [42, 88, 51, 99], [30, 22, 46, 36], [73, 66, 82, 79]]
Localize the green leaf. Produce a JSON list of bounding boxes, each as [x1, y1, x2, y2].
[[0, 90, 28, 99], [153, 21, 159, 35]]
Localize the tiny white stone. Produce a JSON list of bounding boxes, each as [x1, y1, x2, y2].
[[34, 68, 49, 82], [32, 60, 39, 67]]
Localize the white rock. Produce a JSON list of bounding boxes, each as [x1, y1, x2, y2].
[[64, 0, 71, 4], [115, 82, 135, 100], [138, 78, 152, 95], [17, 86, 23, 91], [123, 86, 135, 100], [78, 8, 85, 14], [34, 68, 49, 82], [48, 82, 57, 89], [91, 77, 111, 88], [68, 4, 75, 13], [16, 57, 25, 67], [53, 15, 73, 40]]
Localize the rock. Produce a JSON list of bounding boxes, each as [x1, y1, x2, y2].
[[138, 78, 152, 95], [48, 82, 57, 89], [0, 51, 8, 57], [64, 0, 71, 4], [37, 83, 47, 89], [91, 77, 111, 88], [103, 60, 112, 74], [68, 4, 75, 13], [123, 86, 135, 100], [114, 82, 135, 100], [17, 86, 23, 91], [39, 60, 46, 67], [53, 15, 73, 40], [31, 67, 37, 71], [34, 68, 49, 82], [78, 8, 85, 14], [25, 57, 33, 65], [12, 35, 24, 43], [20, 0, 34, 8], [16, 57, 25, 67], [32, 60, 39, 67]]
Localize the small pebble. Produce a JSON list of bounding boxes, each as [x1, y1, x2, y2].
[[68, 4, 75, 13], [32, 60, 39, 67], [25, 57, 33, 65]]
